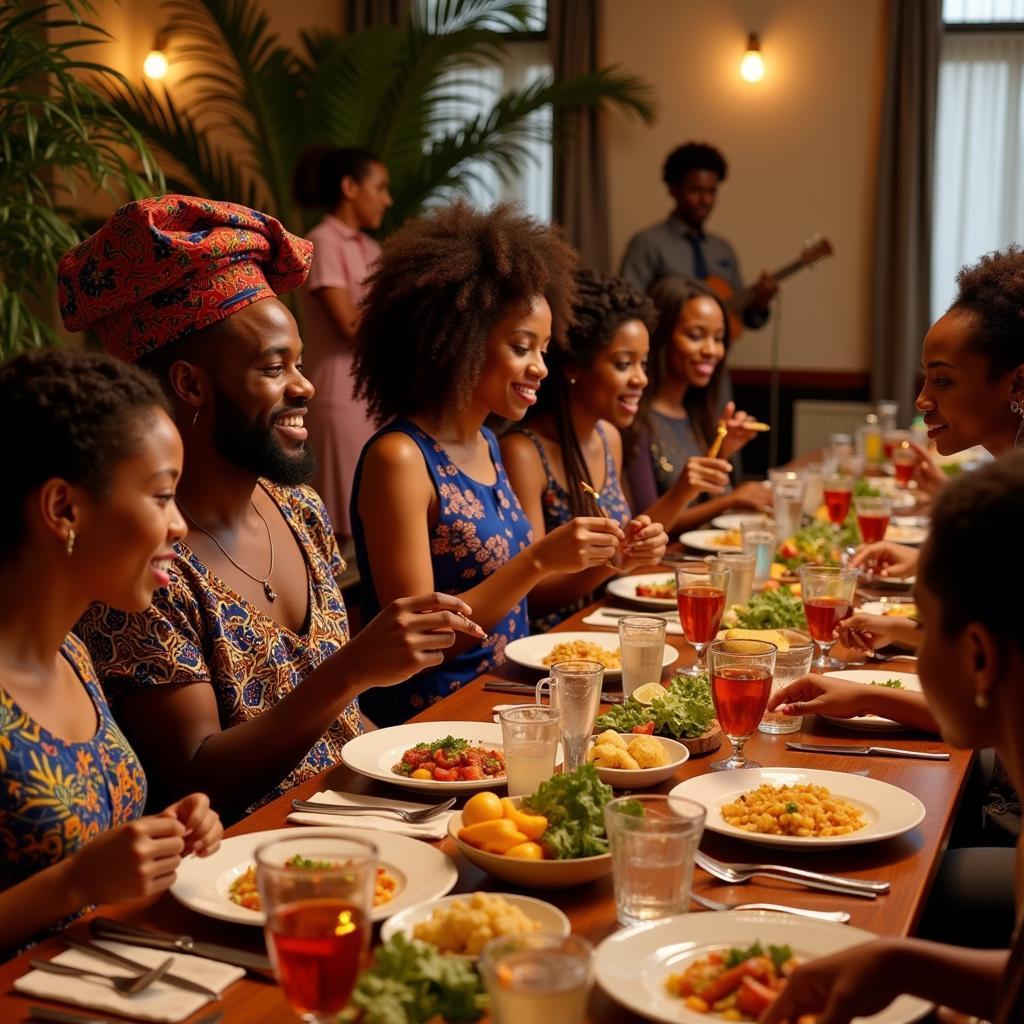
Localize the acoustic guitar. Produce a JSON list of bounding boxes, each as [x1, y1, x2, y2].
[[705, 235, 833, 340]]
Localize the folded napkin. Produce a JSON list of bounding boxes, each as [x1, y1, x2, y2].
[[287, 789, 452, 839], [583, 606, 683, 636], [14, 940, 243, 1023]]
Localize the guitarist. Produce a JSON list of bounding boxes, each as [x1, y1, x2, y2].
[[620, 141, 778, 333]]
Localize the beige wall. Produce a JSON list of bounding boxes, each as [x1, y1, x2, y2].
[[602, 0, 887, 372]]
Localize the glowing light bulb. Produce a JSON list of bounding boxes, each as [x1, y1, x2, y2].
[[143, 48, 169, 81], [740, 33, 765, 84]]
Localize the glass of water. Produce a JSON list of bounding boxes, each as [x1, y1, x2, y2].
[[534, 660, 603, 774], [604, 794, 706, 926], [498, 705, 561, 798], [707, 551, 756, 608], [618, 616, 667, 698], [741, 517, 777, 589], [768, 469, 807, 543], [479, 933, 593, 1024], [759, 629, 815, 734]]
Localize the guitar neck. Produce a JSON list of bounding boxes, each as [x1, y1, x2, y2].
[[726, 256, 818, 311]]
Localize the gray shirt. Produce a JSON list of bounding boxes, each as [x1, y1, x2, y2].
[[619, 216, 769, 330]]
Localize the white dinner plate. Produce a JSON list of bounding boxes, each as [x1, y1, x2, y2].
[[170, 826, 458, 926], [594, 912, 931, 1024], [503, 631, 677, 680], [859, 601, 918, 619], [679, 528, 742, 553], [669, 767, 925, 849], [605, 572, 677, 608], [884, 524, 928, 545], [870, 478, 919, 509], [380, 893, 570, 955], [820, 669, 923, 732], [342, 721, 506, 793], [710, 513, 764, 531]]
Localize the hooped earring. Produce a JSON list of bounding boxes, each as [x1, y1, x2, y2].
[[65, 528, 76, 557], [192, 406, 201, 428], [975, 691, 990, 710]]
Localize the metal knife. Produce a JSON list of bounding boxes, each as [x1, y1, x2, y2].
[[28, 1008, 114, 1024], [786, 742, 950, 761], [483, 681, 624, 704], [63, 937, 220, 1000], [91, 918, 272, 972]]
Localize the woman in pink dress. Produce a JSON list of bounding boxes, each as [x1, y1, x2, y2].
[[295, 147, 393, 538]]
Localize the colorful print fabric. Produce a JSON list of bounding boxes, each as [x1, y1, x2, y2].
[[351, 422, 533, 727], [0, 634, 147, 895], [77, 483, 361, 809], [57, 195, 313, 362]]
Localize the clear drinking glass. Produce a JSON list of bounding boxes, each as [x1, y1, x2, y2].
[[674, 562, 730, 676], [479, 933, 594, 1024], [618, 617, 667, 698], [855, 494, 893, 545], [801, 464, 825, 517], [768, 469, 807, 543], [799, 564, 859, 670], [758, 629, 815, 734], [604, 795, 706, 925], [741, 517, 777, 590], [534, 660, 603, 773], [499, 705, 562, 797], [707, 551, 756, 608], [707, 638, 777, 770], [829, 432, 854, 462], [256, 833, 377, 1023]]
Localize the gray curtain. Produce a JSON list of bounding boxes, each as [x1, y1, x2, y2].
[[870, 0, 941, 419], [549, 0, 610, 272], [344, 0, 411, 32]]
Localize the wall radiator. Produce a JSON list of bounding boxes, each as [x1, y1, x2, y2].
[[792, 400, 874, 458]]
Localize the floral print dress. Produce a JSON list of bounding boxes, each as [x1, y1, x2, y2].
[[352, 421, 533, 726], [0, 634, 147, 899]]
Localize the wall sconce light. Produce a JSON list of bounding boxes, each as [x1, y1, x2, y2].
[[143, 34, 170, 81], [740, 32, 765, 83]]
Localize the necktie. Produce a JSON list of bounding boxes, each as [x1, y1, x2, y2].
[[687, 233, 708, 279]]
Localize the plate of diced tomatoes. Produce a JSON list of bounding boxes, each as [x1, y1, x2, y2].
[[342, 722, 508, 793]]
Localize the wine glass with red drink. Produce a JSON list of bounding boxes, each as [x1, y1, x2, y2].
[[798, 564, 859, 670], [891, 441, 917, 487], [855, 495, 893, 545], [257, 833, 377, 1023], [822, 473, 854, 531], [706, 638, 778, 770], [675, 562, 730, 676]]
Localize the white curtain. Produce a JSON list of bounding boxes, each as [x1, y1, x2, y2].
[[932, 9, 1024, 316]]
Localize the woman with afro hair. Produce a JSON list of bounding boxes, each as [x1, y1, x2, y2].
[[350, 202, 626, 726], [500, 270, 676, 628]]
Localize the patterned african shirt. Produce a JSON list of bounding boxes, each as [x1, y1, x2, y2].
[[0, 634, 147, 896], [77, 483, 361, 810]]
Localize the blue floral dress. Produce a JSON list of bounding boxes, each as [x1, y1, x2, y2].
[[0, 634, 147, 897], [351, 421, 533, 726], [513, 424, 632, 629]]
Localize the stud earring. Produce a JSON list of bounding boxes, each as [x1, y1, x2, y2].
[[568, 377, 577, 385], [1011, 400, 1022, 415], [975, 691, 990, 710], [65, 528, 76, 557]]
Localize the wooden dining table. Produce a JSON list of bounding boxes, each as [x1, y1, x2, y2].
[[0, 573, 972, 1023]]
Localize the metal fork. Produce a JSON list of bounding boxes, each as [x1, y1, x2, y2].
[[691, 891, 850, 923], [696, 850, 888, 895], [29, 955, 173, 995], [291, 796, 456, 822]]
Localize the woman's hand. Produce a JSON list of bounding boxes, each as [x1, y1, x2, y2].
[[681, 456, 733, 497], [908, 441, 947, 499], [760, 940, 900, 1024], [159, 792, 223, 857], [837, 613, 917, 654], [64, 816, 189, 906], [850, 541, 919, 578], [719, 401, 760, 459], [617, 515, 669, 572], [767, 673, 885, 720], [532, 516, 624, 574], [729, 480, 773, 512], [346, 593, 487, 687]]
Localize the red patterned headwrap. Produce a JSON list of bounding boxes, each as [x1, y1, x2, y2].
[[58, 195, 313, 362]]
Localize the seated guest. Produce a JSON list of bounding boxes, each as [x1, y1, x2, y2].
[[764, 453, 1024, 1024], [500, 270, 669, 628], [853, 245, 1024, 579], [351, 202, 627, 726], [62, 196, 483, 819], [623, 276, 769, 530], [294, 145, 392, 539], [0, 350, 221, 954]]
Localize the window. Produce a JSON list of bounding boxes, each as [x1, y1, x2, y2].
[[422, 0, 552, 219], [931, 1, 1024, 317]]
